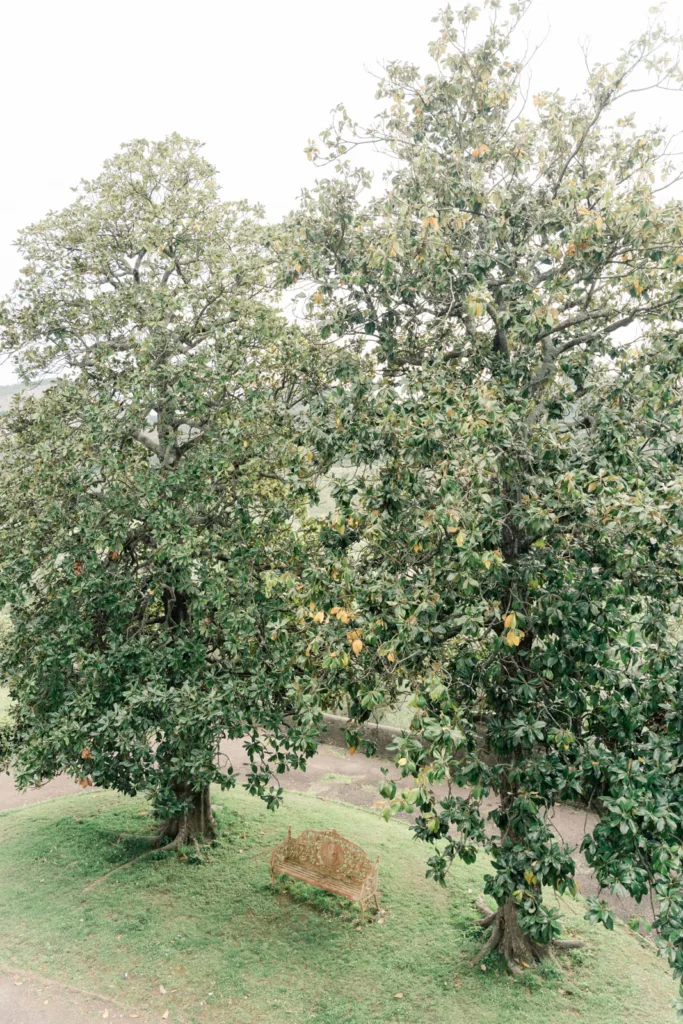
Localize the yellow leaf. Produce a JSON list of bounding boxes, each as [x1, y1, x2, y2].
[[504, 612, 516, 630], [313, 610, 325, 623], [456, 530, 466, 547], [398, 757, 407, 766], [506, 629, 522, 647], [352, 638, 364, 655], [577, 206, 590, 216], [447, 525, 457, 534], [348, 746, 356, 756], [330, 606, 340, 615], [524, 869, 537, 886], [313, 291, 323, 304], [387, 651, 397, 663], [483, 558, 491, 569]]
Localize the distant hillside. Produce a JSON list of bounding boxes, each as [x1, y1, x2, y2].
[[0, 381, 52, 413]]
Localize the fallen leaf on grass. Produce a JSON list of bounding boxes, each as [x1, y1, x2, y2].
[[162, 1011, 169, 1020], [159, 985, 167, 995], [394, 993, 403, 999]]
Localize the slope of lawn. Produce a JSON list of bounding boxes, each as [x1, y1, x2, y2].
[[0, 687, 11, 724], [0, 787, 677, 1024]]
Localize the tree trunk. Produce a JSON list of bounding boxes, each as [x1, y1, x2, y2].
[[474, 899, 545, 972], [160, 784, 215, 845], [474, 898, 584, 974]]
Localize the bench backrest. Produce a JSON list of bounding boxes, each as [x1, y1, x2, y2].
[[282, 827, 375, 884]]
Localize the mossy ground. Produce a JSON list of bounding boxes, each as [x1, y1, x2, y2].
[[0, 786, 677, 1023]]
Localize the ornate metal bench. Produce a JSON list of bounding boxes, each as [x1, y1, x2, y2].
[[270, 826, 380, 920]]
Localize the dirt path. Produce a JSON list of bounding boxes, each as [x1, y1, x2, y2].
[[0, 968, 152, 1023]]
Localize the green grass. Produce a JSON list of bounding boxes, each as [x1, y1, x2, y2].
[[0, 686, 12, 725], [0, 788, 677, 1024]]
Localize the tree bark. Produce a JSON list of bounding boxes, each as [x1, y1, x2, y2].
[[473, 898, 585, 974], [160, 783, 215, 844]]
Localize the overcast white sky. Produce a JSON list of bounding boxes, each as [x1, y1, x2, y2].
[[0, 0, 680, 385]]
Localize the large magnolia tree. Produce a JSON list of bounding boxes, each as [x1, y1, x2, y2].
[[0, 136, 335, 844], [285, 1, 683, 989]]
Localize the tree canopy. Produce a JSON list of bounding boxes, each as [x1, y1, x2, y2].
[[0, 136, 337, 842], [1, 0, 682, 1002], [282, 0, 683, 991]]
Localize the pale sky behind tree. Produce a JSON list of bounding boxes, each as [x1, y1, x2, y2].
[[0, 0, 680, 385]]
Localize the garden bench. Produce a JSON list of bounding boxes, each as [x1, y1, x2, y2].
[[270, 826, 380, 920]]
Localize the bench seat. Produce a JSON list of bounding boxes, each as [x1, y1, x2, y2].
[[275, 859, 364, 901], [270, 826, 380, 920]]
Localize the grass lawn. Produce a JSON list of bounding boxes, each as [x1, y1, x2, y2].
[[0, 686, 12, 724], [0, 787, 677, 1024]]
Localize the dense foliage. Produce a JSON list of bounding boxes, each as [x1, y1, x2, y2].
[[0, 137, 338, 841], [284, 1, 683, 989]]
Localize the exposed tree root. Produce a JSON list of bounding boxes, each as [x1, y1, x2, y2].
[[471, 897, 585, 975], [471, 918, 502, 964], [116, 831, 165, 845], [84, 787, 216, 892], [82, 833, 185, 892], [474, 897, 498, 928]]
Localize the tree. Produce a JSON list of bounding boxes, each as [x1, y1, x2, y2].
[[0, 136, 335, 845], [283, 1, 683, 989]]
